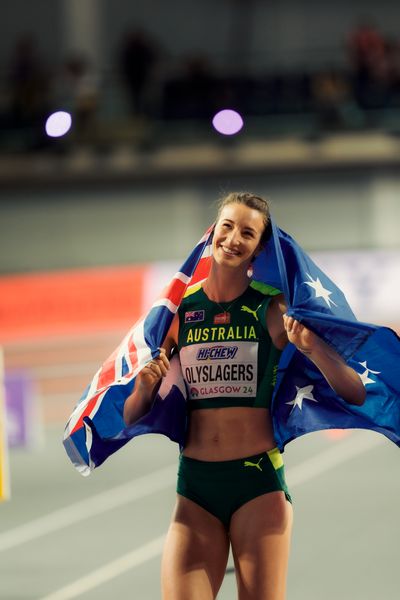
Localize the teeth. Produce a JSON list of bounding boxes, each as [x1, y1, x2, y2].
[[221, 246, 238, 255]]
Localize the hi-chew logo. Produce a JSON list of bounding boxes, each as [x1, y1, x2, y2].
[[196, 345, 238, 360], [185, 310, 205, 323]]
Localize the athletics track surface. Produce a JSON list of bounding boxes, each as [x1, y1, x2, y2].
[[1, 423, 399, 600]]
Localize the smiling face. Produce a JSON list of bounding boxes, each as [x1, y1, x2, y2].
[[213, 202, 266, 270]]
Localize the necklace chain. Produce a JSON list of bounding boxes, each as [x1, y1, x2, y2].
[[204, 288, 242, 314], [214, 296, 240, 314], [203, 282, 247, 314]]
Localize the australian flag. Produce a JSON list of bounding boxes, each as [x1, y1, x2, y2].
[[184, 310, 205, 323], [63, 219, 400, 475], [259, 220, 400, 450]]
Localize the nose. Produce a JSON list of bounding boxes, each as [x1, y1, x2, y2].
[[226, 228, 241, 246]]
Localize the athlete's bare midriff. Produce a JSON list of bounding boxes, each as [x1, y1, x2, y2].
[[182, 406, 277, 461]]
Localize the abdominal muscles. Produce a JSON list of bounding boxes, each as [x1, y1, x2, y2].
[[183, 407, 276, 461]]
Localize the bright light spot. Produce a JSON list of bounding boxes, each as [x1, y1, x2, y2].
[[323, 429, 351, 440], [212, 109, 243, 136], [45, 111, 72, 138]]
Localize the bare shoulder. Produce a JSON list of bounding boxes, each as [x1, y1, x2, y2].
[[266, 293, 288, 350], [268, 293, 287, 316]]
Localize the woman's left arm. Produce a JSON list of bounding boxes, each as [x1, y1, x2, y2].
[[267, 295, 366, 406]]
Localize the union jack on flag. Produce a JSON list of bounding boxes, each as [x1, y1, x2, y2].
[[63, 225, 214, 475], [63, 219, 400, 475]]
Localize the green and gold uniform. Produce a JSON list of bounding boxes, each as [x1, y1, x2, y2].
[[177, 282, 281, 410], [176, 282, 292, 528]]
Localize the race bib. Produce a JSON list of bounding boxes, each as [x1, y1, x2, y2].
[[180, 341, 258, 400]]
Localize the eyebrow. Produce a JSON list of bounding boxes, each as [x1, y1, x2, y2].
[[222, 218, 257, 234]]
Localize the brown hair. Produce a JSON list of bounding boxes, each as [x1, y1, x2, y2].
[[217, 192, 271, 244]]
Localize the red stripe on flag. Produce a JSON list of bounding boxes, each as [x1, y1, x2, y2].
[[71, 333, 139, 436], [191, 256, 212, 284], [160, 277, 188, 307], [124, 333, 139, 376], [70, 393, 102, 435], [97, 359, 118, 390]]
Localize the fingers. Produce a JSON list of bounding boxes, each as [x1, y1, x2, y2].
[[144, 362, 164, 379], [143, 348, 170, 379], [158, 348, 170, 371], [283, 314, 303, 335]]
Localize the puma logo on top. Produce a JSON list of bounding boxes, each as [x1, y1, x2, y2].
[[240, 305, 261, 321]]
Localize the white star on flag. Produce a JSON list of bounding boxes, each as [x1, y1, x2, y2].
[[286, 384, 318, 414], [358, 360, 381, 386], [304, 273, 337, 308]]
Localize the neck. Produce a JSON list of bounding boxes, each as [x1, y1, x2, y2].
[[203, 262, 251, 303]]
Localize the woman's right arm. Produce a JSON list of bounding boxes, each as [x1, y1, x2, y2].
[[123, 314, 178, 426]]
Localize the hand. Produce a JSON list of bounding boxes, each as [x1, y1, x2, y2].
[[283, 315, 318, 354], [137, 347, 170, 394], [124, 348, 171, 426]]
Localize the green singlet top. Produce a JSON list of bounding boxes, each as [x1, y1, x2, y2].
[[177, 281, 282, 410]]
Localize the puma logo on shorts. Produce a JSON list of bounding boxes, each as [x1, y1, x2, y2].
[[243, 456, 263, 472]]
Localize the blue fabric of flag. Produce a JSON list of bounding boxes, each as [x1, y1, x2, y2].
[[262, 219, 400, 450], [63, 218, 400, 475]]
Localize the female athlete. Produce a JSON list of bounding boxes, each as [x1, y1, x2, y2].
[[123, 191, 366, 600]]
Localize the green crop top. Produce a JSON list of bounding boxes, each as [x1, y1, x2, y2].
[[177, 281, 282, 410]]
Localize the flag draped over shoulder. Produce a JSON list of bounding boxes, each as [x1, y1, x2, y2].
[[63, 219, 400, 475], [263, 220, 400, 450]]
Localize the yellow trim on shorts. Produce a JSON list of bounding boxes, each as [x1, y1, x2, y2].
[[267, 447, 284, 470]]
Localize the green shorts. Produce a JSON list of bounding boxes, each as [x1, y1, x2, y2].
[[177, 448, 292, 529]]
